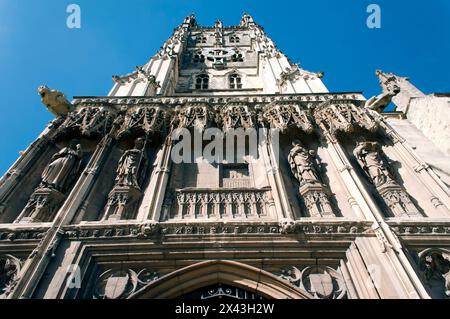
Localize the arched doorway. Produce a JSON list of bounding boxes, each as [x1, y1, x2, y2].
[[128, 260, 312, 299]]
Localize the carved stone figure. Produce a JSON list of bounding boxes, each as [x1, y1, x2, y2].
[[38, 85, 73, 116], [15, 140, 81, 223], [353, 139, 421, 217], [288, 140, 321, 186], [418, 249, 450, 299], [279, 218, 295, 234], [353, 140, 394, 188], [364, 70, 401, 113], [115, 137, 147, 189], [0, 255, 21, 299], [240, 13, 254, 27], [102, 137, 147, 221], [41, 140, 82, 192]]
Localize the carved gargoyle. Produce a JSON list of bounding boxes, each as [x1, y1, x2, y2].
[[364, 70, 400, 113], [38, 85, 73, 116]]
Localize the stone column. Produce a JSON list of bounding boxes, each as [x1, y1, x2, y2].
[[261, 128, 295, 220], [138, 135, 173, 222]]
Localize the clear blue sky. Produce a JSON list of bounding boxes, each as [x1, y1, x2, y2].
[[0, 0, 449, 175]]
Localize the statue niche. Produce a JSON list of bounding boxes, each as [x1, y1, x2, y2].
[[353, 140, 394, 188], [288, 140, 334, 218], [15, 140, 83, 223], [40, 141, 83, 192], [353, 139, 421, 217], [102, 137, 147, 221]]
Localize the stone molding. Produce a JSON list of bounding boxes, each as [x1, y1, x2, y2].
[[55, 220, 373, 240]]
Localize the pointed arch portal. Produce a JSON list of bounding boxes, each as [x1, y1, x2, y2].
[[128, 260, 312, 299]]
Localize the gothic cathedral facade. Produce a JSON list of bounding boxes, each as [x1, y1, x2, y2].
[[1, 14, 449, 299]]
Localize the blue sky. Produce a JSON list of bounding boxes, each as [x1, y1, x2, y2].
[[0, 0, 449, 175]]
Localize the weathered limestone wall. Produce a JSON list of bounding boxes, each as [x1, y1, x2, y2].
[[385, 112, 450, 186], [406, 95, 450, 156]]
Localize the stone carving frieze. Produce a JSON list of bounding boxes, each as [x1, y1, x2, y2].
[[175, 104, 212, 130], [0, 254, 22, 299], [72, 93, 365, 108], [61, 221, 371, 240], [57, 107, 114, 138], [221, 104, 254, 131], [118, 106, 166, 138], [263, 103, 313, 133], [93, 268, 159, 299], [314, 101, 380, 136], [390, 224, 450, 235], [0, 229, 47, 241], [279, 265, 347, 299]]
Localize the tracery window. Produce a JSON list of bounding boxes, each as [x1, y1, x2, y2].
[[197, 35, 207, 44], [193, 51, 205, 63], [229, 36, 240, 43], [229, 74, 242, 89], [231, 51, 244, 62], [195, 74, 209, 90]]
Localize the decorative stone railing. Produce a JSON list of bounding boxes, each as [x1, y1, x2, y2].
[[162, 187, 273, 220]]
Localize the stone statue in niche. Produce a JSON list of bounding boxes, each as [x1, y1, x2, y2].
[[353, 140, 394, 188], [288, 140, 335, 218], [15, 140, 83, 223], [41, 140, 82, 192], [353, 139, 421, 217], [288, 140, 321, 187], [115, 137, 147, 189], [102, 137, 147, 221]]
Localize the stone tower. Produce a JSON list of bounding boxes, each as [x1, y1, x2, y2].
[[1, 14, 449, 299]]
